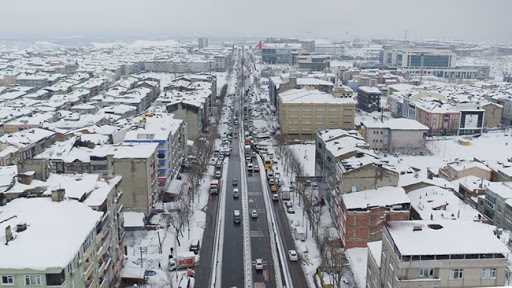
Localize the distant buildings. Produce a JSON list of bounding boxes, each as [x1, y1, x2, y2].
[[277, 89, 355, 140], [368, 221, 508, 288], [382, 47, 490, 80], [198, 37, 209, 49]]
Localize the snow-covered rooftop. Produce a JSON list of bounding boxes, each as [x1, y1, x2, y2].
[[386, 220, 508, 256], [0, 197, 102, 270], [342, 186, 410, 210]]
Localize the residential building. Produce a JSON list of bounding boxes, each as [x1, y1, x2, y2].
[[34, 139, 159, 215], [438, 159, 492, 181], [0, 197, 102, 288], [357, 86, 382, 112], [482, 102, 503, 128], [339, 186, 410, 248], [198, 37, 209, 49], [278, 89, 355, 139], [360, 117, 428, 153], [480, 182, 512, 231], [368, 221, 508, 288], [0, 128, 57, 165], [123, 113, 186, 188]]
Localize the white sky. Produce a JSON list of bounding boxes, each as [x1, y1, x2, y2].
[[0, 0, 511, 42]]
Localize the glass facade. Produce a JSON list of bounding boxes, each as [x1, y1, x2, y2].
[[408, 54, 451, 68]]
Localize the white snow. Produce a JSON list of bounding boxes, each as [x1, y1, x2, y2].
[[345, 247, 368, 288], [0, 198, 102, 270]]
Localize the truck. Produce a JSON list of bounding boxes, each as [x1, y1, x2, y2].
[[168, 254, 199, 271], [209, 179, 220, 195]]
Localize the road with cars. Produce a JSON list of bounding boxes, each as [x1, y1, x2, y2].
[[197, 46, 308, 288]]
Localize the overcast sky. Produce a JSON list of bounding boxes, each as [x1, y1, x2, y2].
[[1, 0, 511, 42]]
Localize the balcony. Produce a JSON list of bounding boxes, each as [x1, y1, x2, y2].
[[99, 257, 112, 275], [399, 277, 441, 288], [83, 261, 95, 279]]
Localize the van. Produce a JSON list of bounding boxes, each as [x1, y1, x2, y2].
[[233, 210, 241, 224]]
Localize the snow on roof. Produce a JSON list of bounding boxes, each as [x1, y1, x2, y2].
[[367, 241, 382, 267], [407, 186, 482, 221], [446, 159, 491, 172], [296, 77, 334, 87], [361, 117, 428, 131], [358, 86, 381, 94], [44, 174, 100, 200], [124, 113, 183, 142], [486, 182, 512, 200], [0, 128, 55, 148], [279, 89, 356, 105], [342, 186, 409, 210], [123, 211, 145, 228], [0, 197, 102, 270], [386, 220, 509, 256], [83, 176, 122, 207]]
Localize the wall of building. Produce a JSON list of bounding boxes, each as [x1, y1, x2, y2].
[[279, 102, 355, 138], [340, 165, 399, 193], [114, 157, 155, 214]]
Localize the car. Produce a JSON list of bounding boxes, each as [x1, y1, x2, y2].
[[254, 166, 260, 173], [287, 207, 295, 214], [272, 193, 279, 201], [255, 258, 264, 271], [251, 209, 258, 219], [288, 249, 298, 261], [285, 201, 293, 208], [232, 178, 238, 186], [233, 188, 239, 199]]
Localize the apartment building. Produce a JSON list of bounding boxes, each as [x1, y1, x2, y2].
[[357, 86, 382, 112], [339, 186, 410, 248], [0, 128, 57, 165], [0, 197, 102, 288], [360, 117, 428, 153], [124, 113, 186, 188], [278, 89, 356, 139], [480, 182, 512, 231], [438, 159, 492, 181], [368, 221, 508, 288], [34, 140, 159, 215]]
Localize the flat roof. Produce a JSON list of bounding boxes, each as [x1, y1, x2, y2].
[[0, 198, 102, 270], [342, 186, 410, 210], [387, 220, 508, 256]]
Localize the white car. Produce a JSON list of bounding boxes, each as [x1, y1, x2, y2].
[[251, 209, 258, 219], [288, 249, 298, 261], [255, 258, 264, 271]]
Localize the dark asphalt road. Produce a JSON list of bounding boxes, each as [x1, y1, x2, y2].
[[246, 168, 275, 287], [195, 191, 219, 287], [220, 138, 245, 287]]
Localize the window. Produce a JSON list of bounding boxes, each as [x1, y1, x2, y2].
[[417, 268, 434, 278], [1, 275, 14, 285], [25, 275, 42, 285], [450, 269, 463, 280], [481, 268, 497, 280]]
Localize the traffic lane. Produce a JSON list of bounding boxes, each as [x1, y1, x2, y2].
[[195, 195, 218, 286], [247, 172, 275, 287], [221, 146, 245, 287], [272, 199, 307, 288]]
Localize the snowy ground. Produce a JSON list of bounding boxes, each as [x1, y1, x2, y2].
[[288, 143, 316, 177], [124, 173, 209, 287], [345, 248, 368, 288]]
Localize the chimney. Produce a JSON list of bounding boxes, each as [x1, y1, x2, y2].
[[18, 171, 35, 185], [4, 225, 13, 245], [51, 188, 65, 202]]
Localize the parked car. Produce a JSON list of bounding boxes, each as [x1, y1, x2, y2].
[[287, 207, 295, 214]]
